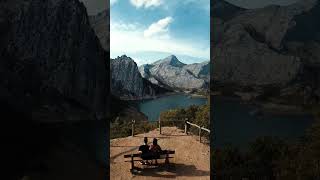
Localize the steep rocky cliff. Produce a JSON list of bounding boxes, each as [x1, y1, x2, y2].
[[1, 0, 109, 179], [139, 55, 209, 90], [212, 1, 315, 83], [211, 0, 320, 103], [111, 55, 169, 99], [0, 0, 109, 122]]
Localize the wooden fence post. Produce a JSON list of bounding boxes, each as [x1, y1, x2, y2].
[[184, 118, 188, 134], [131, 120, 135, 137], [159, 118, 162, 134], [199, 127, 202, 143], [131, 154, 134, 170]]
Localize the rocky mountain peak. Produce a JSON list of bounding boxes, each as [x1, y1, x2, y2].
[[118, 54, 133, 60], [153, 55, 186, 68], [113, 55, 139, 68], [138, 55, 209, 90]]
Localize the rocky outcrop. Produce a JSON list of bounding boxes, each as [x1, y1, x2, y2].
[[183, 61, 210, 83], [211, 0, 318, 87], [111, 55, 169, 99], [0, 0, 109, 122], [139, 55, 209, 90]]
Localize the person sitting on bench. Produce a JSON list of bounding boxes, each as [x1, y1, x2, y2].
[[149, 138, 162, 165], [138, 137, 151, 165]]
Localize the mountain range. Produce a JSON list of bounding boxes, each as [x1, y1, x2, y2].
[[110, 54, 209, 99], [139, 55, 209, 90]]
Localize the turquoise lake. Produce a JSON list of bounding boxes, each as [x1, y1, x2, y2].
[[138, 94, 315, 149], [138, 94, 208, 121]]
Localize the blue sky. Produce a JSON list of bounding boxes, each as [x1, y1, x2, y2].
[[110, 0, 210, 65], [81, 0, 300, 65]]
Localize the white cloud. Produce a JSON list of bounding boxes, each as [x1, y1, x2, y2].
[[130, 0, 163, 8], [143, 17, 173, 38], [111, 20, 138, 31], [110, 19, 209, 65], [110, 0, 118, 5]]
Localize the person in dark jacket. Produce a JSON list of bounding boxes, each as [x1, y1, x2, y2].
[[138, 137, 151, 164]]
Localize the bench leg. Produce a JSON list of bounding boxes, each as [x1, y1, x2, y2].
[[165, 154, 169, 164], [131, 155, 134, 170]]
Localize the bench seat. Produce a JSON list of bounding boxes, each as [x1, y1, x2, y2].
[[123, 150, 175, 171], [123, 150, 175, 158]]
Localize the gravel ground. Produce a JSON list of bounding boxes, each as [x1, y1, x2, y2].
[[110, 127, 210, 180]]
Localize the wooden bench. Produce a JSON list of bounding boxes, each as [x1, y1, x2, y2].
[[124, 150, 175, 171]]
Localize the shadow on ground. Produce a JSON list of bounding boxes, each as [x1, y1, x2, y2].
[[132, 163, 210, 178]]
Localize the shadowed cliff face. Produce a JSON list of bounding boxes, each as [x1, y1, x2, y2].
[[1, 0, 109, 179], [0, 0, 109, 122]]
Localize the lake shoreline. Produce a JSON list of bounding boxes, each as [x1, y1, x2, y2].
[[119, 91, 181, 102], [137, 93, 208, 121], [127, 91, 208, 104]]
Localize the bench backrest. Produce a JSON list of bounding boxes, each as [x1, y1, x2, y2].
[[123, 150, 175, 158]]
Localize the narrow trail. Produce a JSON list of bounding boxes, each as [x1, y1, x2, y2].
[[110, 127, 210, 180]]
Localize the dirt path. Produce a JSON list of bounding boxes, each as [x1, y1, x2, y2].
[[110, 127, 210, 180]]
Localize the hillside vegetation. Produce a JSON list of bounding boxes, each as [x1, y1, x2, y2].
[[160, 99, 210, 139]]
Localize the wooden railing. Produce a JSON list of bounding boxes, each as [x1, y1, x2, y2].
[[130, 118, 210, 143], [185, 121, 210, 143]]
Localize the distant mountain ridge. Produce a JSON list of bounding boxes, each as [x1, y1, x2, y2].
[[126, 51, 209, 65], [139, 55, 209, 91], [152, 55, 186, 67]]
